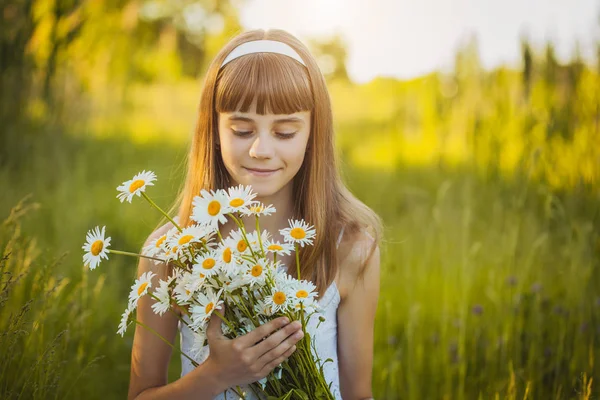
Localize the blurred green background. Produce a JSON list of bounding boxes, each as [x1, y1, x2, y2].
[[1, 1, 599, 399]]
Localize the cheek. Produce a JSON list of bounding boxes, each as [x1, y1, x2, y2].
[[219, 139, 245, 166], [280, 138, 308, 169]]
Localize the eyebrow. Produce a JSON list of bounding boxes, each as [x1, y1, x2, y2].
[[228, 115, 304, 124]]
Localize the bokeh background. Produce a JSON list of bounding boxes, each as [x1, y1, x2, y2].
[[1, 0, 599, 399]]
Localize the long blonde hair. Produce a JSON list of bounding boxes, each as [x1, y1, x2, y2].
[[169, 28, 382, 297]]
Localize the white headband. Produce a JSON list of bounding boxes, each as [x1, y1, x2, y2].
[[220, 40, 306, 68]]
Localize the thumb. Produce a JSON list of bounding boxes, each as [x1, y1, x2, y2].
[[206, 304, 226, 341]]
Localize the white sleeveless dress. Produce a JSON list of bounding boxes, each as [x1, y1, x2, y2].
[[177, 230, 345, 399]]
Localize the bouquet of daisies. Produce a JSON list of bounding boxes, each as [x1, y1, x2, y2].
[[82, 170, 336, 399]]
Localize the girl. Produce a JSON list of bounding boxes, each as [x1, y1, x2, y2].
[[128, 29, 382, 400]]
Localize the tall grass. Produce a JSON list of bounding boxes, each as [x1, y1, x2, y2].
[[1, 124, 598, 399], [1, 57, 599, 398]]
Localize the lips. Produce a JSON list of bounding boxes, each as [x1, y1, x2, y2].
[[243, 167, 281, 176], [245, 167, 279, 172]]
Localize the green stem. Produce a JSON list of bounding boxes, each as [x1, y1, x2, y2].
[[232, 386, 247, 399], [107, 249, 165, 263], [255, 215, 265, 256], [134, 319, 198, 367], [142, 191, 182, 232], [228, 213, 257, 259], [295, 243, 301, 280], [213, 309, 236, 335]]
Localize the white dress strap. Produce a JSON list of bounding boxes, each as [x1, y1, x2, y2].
[[335, 226, 345, 249]]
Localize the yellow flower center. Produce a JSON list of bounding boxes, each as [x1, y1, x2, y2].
[[268, 244, 283, 251], [178, 234, 194, 245], [199, 273, 205, 278], [208, 200, 221, 216], [137, 282, 148, 296], [129, 179, 145, 193], [172, 245, 179, 253], [251, 265, 263, 277], [237, 240, 247, 252], [230, 198, 244, 207], [273, 291, 286, 305], [251, 205, 263, 213], [290, 227, 306, 240], [202, 258, 216, 269], [205, 302, 214, 314], [223, 247, 232, 263], [91, 240, 104, 256], [156, 235, 166, 248], [296, 290, 309, 298]]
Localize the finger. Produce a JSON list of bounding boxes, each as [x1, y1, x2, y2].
[[206, 304, 226, 341], [237, 316, 290, 348], [257, 327, 303, 369], [250, 320, 302, 359], [259, 344, 297, 377]]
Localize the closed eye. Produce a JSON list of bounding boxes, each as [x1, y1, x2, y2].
[[232, 130, 297, 139]]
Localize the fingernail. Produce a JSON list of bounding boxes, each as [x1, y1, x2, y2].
[[282, 318, 289, 325]]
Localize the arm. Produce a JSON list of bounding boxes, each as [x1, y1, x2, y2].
[[128, 223, 227, 400], [337, 233, 381, 400]]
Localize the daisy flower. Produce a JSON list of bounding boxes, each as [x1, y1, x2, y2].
[[215, 238, 239, 274], [242, 202, 276, 217], [244, 258, 270, 287], [228, 228, 253, 256], [192, 250, 221, 279], [280, 219, 316, 248], [289, 279, 318, 311], [151, 278, 171, 316], [128, 271, 156, 306], [219, 270, 250, 293], [264, 239, 294, 256], [142, 233, 168, 263], [190, 288, 224, 329], [265, 286, 293, 313], [117, 303, 135, 337], [116, 170, 157, 203], [226, 184, 258, 213], [166, 225, 212, 262], [246, 229, 271, 248], [82, 226, 111, 270], [191, 189, 230, 230], [173, 272, 197, 305], [273, 268, 298, 289], [254, 298, 275, 317]]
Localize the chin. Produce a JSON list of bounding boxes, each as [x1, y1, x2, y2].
[[245, 180, 283, 198]]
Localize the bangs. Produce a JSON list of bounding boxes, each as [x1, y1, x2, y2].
[[215, 52, 314, 115]]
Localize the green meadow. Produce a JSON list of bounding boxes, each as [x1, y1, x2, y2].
[[1, 5, 599, 398]]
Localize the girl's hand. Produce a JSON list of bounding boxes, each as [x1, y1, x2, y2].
[[202, 304, 304, 389]]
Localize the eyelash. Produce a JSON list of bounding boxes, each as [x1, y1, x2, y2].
[[232, 130, 297, 139]]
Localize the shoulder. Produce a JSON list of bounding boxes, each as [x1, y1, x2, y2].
[[143, 221, 175, 247], [336, 227, 381, 301], [139, 221, 176, 279]]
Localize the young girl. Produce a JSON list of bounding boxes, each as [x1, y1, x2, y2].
[[127, 29, 382, 400]]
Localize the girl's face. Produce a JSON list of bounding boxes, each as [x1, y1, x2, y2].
[[217, 100, 311, 198]]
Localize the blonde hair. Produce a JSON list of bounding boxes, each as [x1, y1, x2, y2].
[[167, 28, 382, 297]]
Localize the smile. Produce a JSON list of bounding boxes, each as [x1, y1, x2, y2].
[[243, 167, 281, 177]]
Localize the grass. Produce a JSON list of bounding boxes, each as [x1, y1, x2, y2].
[[1, 122, 598, 399]]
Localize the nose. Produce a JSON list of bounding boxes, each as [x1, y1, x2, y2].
[[248, 133, 274, 159]]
